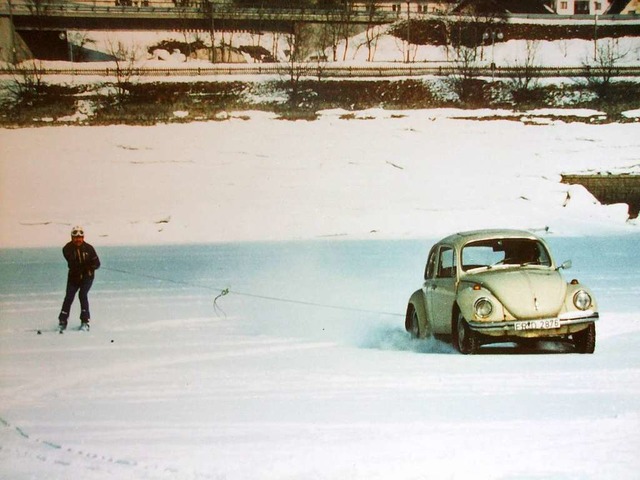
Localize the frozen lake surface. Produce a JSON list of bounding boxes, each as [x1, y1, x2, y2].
[[1, 236, 639, 479]]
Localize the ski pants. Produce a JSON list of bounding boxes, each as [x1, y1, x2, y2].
[[59, 276, 94, 324]]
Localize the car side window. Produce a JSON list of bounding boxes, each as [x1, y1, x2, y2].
[[424, 247, 437, 280], [437, 246, 456, 278]]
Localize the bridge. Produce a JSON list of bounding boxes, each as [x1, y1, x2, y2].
[[0, 0, 405, 62], [3, 0, 639, 31], [1, 1, 399, 31], [2, 1, 639, 63]]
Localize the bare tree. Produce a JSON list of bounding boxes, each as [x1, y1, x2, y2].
[[337, 2, 360, 62], [508, 39, 541, 97], [272, 31, 283, 62], [219, 30, 239, 63], [280, 23, 315, 106], [362, 0, 383, 62], [6, 59, 47, 106], [176, 3, 197, 60], [105, 39, 141, 103], [393, 26, 418, 63], [448, 44, 481, 104], [317, 9, 347, 63], [582, 38, 628, 99]]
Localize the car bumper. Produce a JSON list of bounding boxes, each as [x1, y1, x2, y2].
[[468, 310, 598, 336]]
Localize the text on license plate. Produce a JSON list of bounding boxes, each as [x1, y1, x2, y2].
[[515, 319, 561, 331]]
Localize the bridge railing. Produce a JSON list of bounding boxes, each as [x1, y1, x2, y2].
[[2, 1, 639, 24], [0, 0, 371, 15], [1, 0, 399, 23], [2, 0, 208, 14]]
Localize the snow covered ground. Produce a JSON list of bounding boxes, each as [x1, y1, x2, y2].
[[1, 110, 639, 248], [1, 238, 639, 480], [1, 110, 640, 479]]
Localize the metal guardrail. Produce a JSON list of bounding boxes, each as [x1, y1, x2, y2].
[[2, 64, 639, 77]]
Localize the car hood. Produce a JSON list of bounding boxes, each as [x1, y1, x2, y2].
[[466, 268, 567, 319]]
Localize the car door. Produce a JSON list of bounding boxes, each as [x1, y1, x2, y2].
[[425, 245, 458, 334], [420, 246, 438, 330]]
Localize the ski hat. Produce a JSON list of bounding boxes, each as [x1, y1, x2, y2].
[[71, 226, 84, 237]]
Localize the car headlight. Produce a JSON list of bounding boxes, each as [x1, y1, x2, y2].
[[474, 298, 493, 318], [573, 290, 592, 311]]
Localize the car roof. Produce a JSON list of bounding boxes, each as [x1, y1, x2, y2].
[[436, 229, 543, 249]]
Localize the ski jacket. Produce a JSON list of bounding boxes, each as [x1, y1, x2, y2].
[[63, 241, 101, 285]]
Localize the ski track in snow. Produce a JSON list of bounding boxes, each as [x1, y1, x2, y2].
[[0, 416, 183, 480]]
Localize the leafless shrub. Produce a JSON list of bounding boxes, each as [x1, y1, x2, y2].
[[6, 60, 47, 106], [582, 38, 628, 99], [448, 45, 482, 104], [279, 25, 317, 106], [105, 39, 142, 103], [508, 40, 542, 100]]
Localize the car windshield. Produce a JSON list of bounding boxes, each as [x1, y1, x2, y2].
[[461, 238, 552, 271]]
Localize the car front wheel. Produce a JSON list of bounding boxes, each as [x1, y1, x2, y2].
[[572, 323, 596, 354], [405, 304, 421, 338], [409, 308, 420, 338], [454, 313, 479, 355]]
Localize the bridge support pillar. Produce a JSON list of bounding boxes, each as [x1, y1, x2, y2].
[[0, 17, 32, 63]]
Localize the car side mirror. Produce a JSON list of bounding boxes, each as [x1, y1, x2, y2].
[[558, 260, 572, 270]]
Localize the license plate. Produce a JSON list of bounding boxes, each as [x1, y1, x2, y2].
[[515, 318, 561, 331]]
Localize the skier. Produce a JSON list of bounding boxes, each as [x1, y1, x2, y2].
[[58, 226, 101, 331]]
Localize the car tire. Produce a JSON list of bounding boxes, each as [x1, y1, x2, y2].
[[454, 313, 479, 355], [405, 304, 420, 338], [406, 304, 432, 339], [572, 323, 596, 354], [409, 307, 420, 338]]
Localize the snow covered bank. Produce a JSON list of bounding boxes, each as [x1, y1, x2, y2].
[[4, 29, 639, 71], [0, 110, 638, 249], [81, 30, 640, 67], [337, 30, 640, 66]]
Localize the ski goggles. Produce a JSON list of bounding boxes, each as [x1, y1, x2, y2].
[[71, 228, 84, 237]]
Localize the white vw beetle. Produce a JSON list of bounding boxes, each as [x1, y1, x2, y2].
[[405, 229, 598, 354]]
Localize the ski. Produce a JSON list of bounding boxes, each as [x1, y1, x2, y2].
[[33, 325, 90, 335]]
